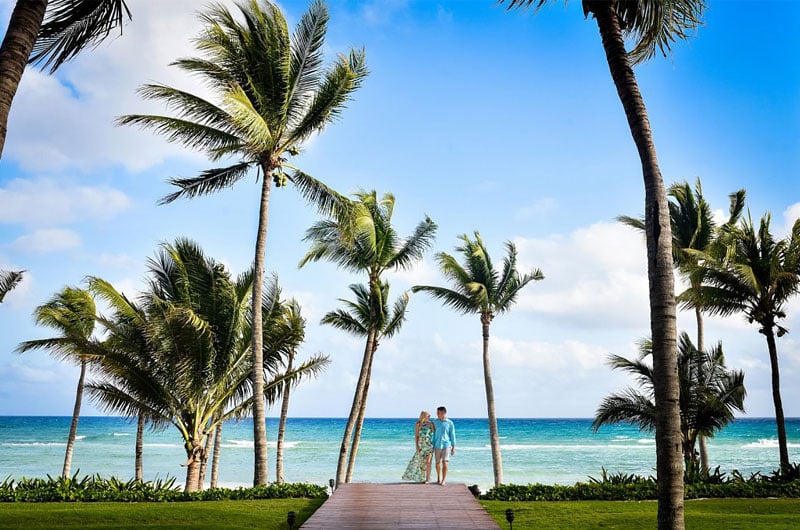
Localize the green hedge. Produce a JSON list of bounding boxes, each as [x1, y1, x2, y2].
[[0, 474, 328, 503]]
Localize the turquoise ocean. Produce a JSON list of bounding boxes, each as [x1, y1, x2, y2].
[[1, 417, 799, 492]]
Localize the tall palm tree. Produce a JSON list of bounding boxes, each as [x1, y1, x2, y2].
[[0, 269, 25, 303], [413, 232, 543, 487], [275, 299, 304, 484], [503, 2, 705, 525], [0, 0, 130, 158], [118, 0, 366, 485], [679, 214, 800, 472], [593, 332, 745, 470], [17, 286, 99, 478], [619, 179, 745, 471], [322, 281, 410, 481], [300, 190, 436, 485]]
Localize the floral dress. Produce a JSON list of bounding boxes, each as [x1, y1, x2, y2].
[[402, 421, 434, 482]]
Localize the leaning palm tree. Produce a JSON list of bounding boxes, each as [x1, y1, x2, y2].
[[0, 269, 25, 303], [619, 179, 745, 471], [275, 299, 304, 484], [322, 281, 410, 482], [679, 213, 800, 472], [118, 0, 366, 485], [413, 232, 543, 487], [17, 286, 100, 478], [0, 0, 130, 157], [593, 332, 745, 471], [503, 1, 705, 525], [300, 190, 436, 485]]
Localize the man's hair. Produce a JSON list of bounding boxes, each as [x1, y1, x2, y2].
[[437, 406, 447, 414]]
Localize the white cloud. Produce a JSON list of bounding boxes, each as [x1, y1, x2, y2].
[[515, 197, 558, 220], [491, 336, 608, 372], [780, 202, 800, 236], [0, 178, 130, 227], [514, 221, 650, 329], [11, 229, 81, 253], [7, 361, 59, 383]]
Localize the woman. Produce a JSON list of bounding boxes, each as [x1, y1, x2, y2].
[[402, 410, 435, 483]]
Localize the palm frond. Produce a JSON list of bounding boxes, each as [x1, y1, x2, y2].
[[116, 114, 241, 156], [0, 270, 25, 303], [160, 162, 253, 204]]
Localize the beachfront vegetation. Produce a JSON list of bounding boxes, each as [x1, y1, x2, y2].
[[679, 214, 800, 474], [0, 0, 131, 157], [117, 0, 367, 486], [593, 332, 746, 473], [619, 178, 746, 471], [300, 189, 437, 485], [413, 232, 543, 487], [16, 287, 101, 479], [503, 1, 707, 526], [0, 269, 24, 303]]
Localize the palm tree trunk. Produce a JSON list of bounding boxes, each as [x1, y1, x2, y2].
[[345, 341, 378, 482], [0, 0, 48, 159], [135, 414, 144, 481], [210, 423, 222, 488], [764, 326, 790, 470], [276, 350, 294, 484], [335, 327, 377, 486], [183, 440, 205, 492], [252, 168, 274, 486], [588, 3, 683, 528], [694, 302, 706, 472], [694, 306, 705, 352], [199, 423, 215, 489], [62, 357, 86, 478], [698, 434, 709, 473], [481, 314, 504, 487]]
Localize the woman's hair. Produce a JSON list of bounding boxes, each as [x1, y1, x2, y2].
[[417, 410, 430, 423]]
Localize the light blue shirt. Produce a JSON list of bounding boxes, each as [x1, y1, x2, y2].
[[430, 417, 456, 449]]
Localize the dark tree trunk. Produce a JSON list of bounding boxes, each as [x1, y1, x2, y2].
[[588, 3, 683, 528], [0, 0, 48, 159], [481, 314, 504, 487], [252, 166, 274, 486], [276, 349, 294, 484], [764, 326, 790, 470], [335, 327, 377, 486], [345, 340, 378, 482], [62, 357, 86, 478], [210, 422, 222, 488], [135, 414, 144, 481]]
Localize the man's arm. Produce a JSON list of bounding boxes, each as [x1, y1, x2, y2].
[[450, 421, 456, 454]]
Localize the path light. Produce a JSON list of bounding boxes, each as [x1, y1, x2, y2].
[[329, 478, 335, 493], [505, 508, 515, 530], [287, 510, 296, 530]]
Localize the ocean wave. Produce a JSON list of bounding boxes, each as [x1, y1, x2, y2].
[[743, 439, 800, 449], [2, 441, 66, 447], [143, 443, 181, 448], [75, 435, 86, 440], [113, 433, 131, 437], [221, 440, 301, 449], [467, 443, 655, 451]]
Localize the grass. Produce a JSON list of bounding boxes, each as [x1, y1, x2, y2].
[[482, 498, 800, 529], [0, 498, 325, 530]]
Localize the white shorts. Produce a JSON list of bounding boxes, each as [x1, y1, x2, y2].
[[434, 448, 450, 463]]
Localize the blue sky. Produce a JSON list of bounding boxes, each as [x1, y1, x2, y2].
[[1, 0, 799, 421]]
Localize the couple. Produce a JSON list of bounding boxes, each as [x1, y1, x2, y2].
[[401, 406, 456, 485]]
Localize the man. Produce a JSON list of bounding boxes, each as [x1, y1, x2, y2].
[[430, 406, 456, 485]]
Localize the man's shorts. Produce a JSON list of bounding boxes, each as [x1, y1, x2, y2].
[[434, 448, 450, 463]]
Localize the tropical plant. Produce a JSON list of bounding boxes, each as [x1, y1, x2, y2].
[[321, 281, 410, 481], [0, 0, 130, 158], [16, 286, 100, 478], [275, 299, 304, 484], [0, 269, 25, 303], [413, 232, 543, 487], [300, 189, 436, 485], [679, 213, 800, 472], [619, 179, 746, 470], [502, 1, 706, 525], [118, 0, 366, 485], [593, 332, 745, 471]]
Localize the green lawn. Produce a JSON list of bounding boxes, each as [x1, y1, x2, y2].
[[481, 498, 800, 529], [0, 498, 325, 530]]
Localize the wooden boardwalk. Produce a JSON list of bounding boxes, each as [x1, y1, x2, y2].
[[301, 483, 500, 529]]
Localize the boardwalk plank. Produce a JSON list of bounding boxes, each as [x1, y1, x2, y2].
[[301, 483, 500, 530]]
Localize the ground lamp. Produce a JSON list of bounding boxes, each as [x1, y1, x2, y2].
[[287, 510, 296, 530], [329, 478, 335, 493], [505, 508, 515, 530]]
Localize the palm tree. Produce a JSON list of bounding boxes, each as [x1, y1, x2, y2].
[[503, 2, 705, 525], [0, 269, 25, 303], [17, 286, 100, 478], [593, 332, 745, 471], [412, 232, 543, 487], [275, 299, 303, 484], [322, 281, 410, 482], [300, 189, 436, 485], [679, 214, 800, 472], [0, 0, 130, 158], [619, 179, 745, 471], [118, 0, 366, 485]]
